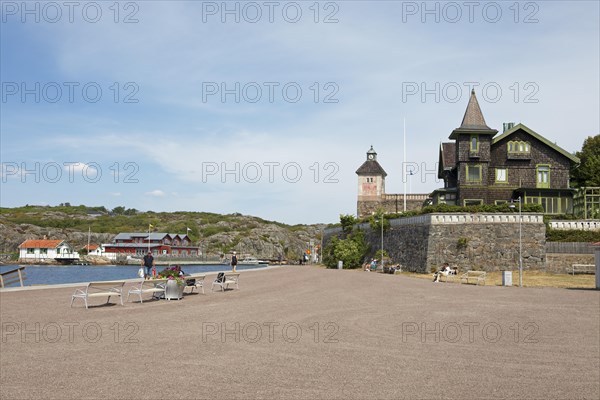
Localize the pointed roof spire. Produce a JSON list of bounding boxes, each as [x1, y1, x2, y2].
[[449, 89, 498, 139], [461, 89, 489, 129]]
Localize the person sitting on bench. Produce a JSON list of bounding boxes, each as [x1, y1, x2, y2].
[[433, 263, 452, 282], [369, 259, 378, 271], [176, 266, 196, 287]]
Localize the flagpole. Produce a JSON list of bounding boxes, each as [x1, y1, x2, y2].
[[403, 117, 407, 212]]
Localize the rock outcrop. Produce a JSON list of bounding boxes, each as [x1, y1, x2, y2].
[[0, 207, 324, 262]]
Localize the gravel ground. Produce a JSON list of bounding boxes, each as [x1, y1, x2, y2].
[[1, 265, 599, 399]]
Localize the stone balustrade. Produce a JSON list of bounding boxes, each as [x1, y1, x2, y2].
[[549, 220, 600, 231]]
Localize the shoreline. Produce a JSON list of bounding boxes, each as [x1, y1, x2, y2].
[[0, 263, 288, 292], [9, 259, 285, 266]]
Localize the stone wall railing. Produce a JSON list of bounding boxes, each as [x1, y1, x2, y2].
[[324, 213, 544, 236], [549, 220, 600, 231], [430, 213, 543, 224], [383, 194, 430, 201]]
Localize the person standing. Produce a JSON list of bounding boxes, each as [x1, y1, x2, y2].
[[231, 251, 238, 272], [142, 251, 154, 279]]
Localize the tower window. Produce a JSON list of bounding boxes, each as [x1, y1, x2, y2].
[[470, 135, 479, 152]]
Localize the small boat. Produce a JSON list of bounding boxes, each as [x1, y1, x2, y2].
[[238, 257, 269, 265]]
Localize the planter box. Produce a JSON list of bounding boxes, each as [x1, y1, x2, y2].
[[164, 280, 185, 300]]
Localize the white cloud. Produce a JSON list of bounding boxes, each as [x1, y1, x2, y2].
[[145, 190, 166, 197]]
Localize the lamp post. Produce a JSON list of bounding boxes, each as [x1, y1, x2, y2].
[[379, 216, 384, 271], [509, 197, 523, 287], [372, 212, 385, 271]]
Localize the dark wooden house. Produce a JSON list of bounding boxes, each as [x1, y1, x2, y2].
[[431, 89, 580, 214]]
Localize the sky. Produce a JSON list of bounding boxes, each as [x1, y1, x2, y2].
[[1, 0, 599, 225]]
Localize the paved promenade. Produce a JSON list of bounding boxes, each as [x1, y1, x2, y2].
[[1, 266, 598, 399]]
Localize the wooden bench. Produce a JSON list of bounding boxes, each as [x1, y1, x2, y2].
[[184, 274, 206, 294], [0, 267, 26, 288], [211, 273, 240, 292], [461, 271, 486, 285], [71, 281, 126, 309], [127, 278, 167, 303], [570, 264, 595, 275]]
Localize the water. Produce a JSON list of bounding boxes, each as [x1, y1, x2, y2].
[[0, 264, 266, 287]]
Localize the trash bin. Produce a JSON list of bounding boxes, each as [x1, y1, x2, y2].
[[502, 270, 513, 286], [337, 261, 343, 270]]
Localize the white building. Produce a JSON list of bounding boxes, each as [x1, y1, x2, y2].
[[18, 240, 80, 262]]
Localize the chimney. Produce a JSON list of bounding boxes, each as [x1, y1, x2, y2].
[[503, 122, 515, 133]]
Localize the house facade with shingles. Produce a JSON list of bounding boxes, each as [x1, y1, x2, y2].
[[431, 89, 580, 214]]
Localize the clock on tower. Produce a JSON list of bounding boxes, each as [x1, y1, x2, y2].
[[366, 145, 377, 161]]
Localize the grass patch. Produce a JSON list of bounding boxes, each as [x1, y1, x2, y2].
[[398, 270, 596, 289]]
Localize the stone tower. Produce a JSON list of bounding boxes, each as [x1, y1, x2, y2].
[[356, 146, 388, 217]]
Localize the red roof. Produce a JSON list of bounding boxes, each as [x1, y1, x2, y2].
[[83, 244, 98, 251], [19, 240, 63, 249]]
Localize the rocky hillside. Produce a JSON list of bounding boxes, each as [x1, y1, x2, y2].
[[0, 205, 325, 261]]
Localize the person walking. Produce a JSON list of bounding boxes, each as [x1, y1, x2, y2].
[[142, 251, 154, 279], [231, 251, 238, 272]]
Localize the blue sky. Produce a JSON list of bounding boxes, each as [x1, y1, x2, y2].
[[1, 1, 599, 224]]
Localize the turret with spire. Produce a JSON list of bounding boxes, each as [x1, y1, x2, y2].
[[449, 89, 498, 139], [449, 89, 498, 166]]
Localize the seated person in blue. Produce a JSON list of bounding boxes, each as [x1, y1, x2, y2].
[[369, 259, 378, 271]]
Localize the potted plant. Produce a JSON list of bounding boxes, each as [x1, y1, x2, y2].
[[158, 266, 185, 300]]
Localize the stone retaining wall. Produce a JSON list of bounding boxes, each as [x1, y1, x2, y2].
[[325, 213, 546, 273], [324, 214, 599, 274]]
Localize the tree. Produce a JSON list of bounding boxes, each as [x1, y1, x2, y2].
[[339, 214, 357, 234], [322, 229, 369, 269], [571, 134, 600, 187], [112, 206, 126, 215], [369, 210, 391, 232]]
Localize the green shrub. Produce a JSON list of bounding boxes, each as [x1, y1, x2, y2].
[[546, 229, 600, 242], [323, 229, 369, 269]]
